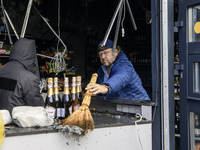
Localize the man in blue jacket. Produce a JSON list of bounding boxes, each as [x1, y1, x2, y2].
[[85, 39, 150, 100]]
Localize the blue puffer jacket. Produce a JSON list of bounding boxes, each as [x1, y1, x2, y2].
[[97, 51, 150, 100]]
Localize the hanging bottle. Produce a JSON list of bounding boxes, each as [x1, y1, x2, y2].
[[54, 77, 61, 119], [61, 77, 71, 118], [45, 77, 56, 119], [76, 76, 83, 106]]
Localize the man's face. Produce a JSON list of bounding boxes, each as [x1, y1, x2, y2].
[[98, 48, 117, 68]]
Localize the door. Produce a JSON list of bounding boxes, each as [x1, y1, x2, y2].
[[179, 0, 200, 149]]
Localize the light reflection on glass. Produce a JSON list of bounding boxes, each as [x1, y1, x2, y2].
[[194, 62, 200, 93]]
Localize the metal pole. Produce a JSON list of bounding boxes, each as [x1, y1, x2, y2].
[[3, 9, 19, 39], [113, 1, 124, 55], [37, 54, 57, 60], [162, 0, 170, 149], [160, 0, 164, 148], [125, 0, 137, 30], [101, 0, 123, 47], [39, 14, 67, 59], [1, 0, 13, 44], [34, 6, 67, 60], [20, 0, 33, 38]]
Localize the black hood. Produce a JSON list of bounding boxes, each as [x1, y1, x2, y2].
[[9, 38, 37, 74]]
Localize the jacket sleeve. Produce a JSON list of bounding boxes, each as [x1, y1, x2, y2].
[[103, 62, 134, 94], [22, 74, 45, 107]]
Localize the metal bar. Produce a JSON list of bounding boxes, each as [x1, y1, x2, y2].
[[34, 6, 67, 60], [160, 0, 164, 148], [113, 0, 124, 55], [37, 54, 57, 60], [2, 11, 12, 44], [151, 0, 163, 149], [39, 14, 67, 58], [101, 0, 123, 47], [20, 0, 33, 38], [3, 9, 19, 39], [162, 0, 170, 149], [125, 0, 137, 30], [1, 0, 13, 44]]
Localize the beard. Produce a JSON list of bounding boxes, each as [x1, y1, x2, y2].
[[103, 63, 111, 68], [102, 59, 112, 68]]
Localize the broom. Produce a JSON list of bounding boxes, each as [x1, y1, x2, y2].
[[61, 73, 98, 135]]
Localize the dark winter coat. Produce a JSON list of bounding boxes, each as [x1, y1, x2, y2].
[[0, 38, 44, 113], [97, 51, 150, 100]]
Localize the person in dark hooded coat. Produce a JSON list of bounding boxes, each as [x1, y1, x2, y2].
[[0, 38, 45, 113]]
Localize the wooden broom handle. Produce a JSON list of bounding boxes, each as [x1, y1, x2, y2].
[[81, 73, 98, 106], [85, 73, 98, 94], [89, 73, 98, 84]]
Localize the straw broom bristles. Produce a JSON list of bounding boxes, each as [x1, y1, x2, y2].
[[61, 73, 98, 135]]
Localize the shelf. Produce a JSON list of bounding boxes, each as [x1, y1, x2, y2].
[[174, 97, 180, 101], [64, 57, 75, 60], [0, 32, 31, 38], [0, 54, 10, 58], [123, 42, 151, 45], [175, 134, 180, 137], [195, 137, 200, 140], [66, 72, 75, 75], [133, 63, 151, 66], [39, 56, 75, 60], [174, 61, 179, 64]]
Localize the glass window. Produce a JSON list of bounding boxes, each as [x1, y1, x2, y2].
[[194, 62, 200, 93], [190, 112, 200, 150], [188, 5, 200, 42], [188, 56, 200, 99]]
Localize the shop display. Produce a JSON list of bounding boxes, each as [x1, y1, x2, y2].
[[43, 75, 84, 119], [174, 27, 180, 149], [38, 44, 77, 77]]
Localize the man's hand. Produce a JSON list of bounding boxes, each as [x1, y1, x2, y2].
[[85, 83, 108, 95]]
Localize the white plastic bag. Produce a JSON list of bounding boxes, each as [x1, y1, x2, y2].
[[12, 106, 54, 127], [0, 110, 12, 125]]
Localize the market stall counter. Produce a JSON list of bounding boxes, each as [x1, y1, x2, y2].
[[1, 96, 155, 150]]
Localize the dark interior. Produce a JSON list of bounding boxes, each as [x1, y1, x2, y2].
[[0, 0, 152, 98]]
